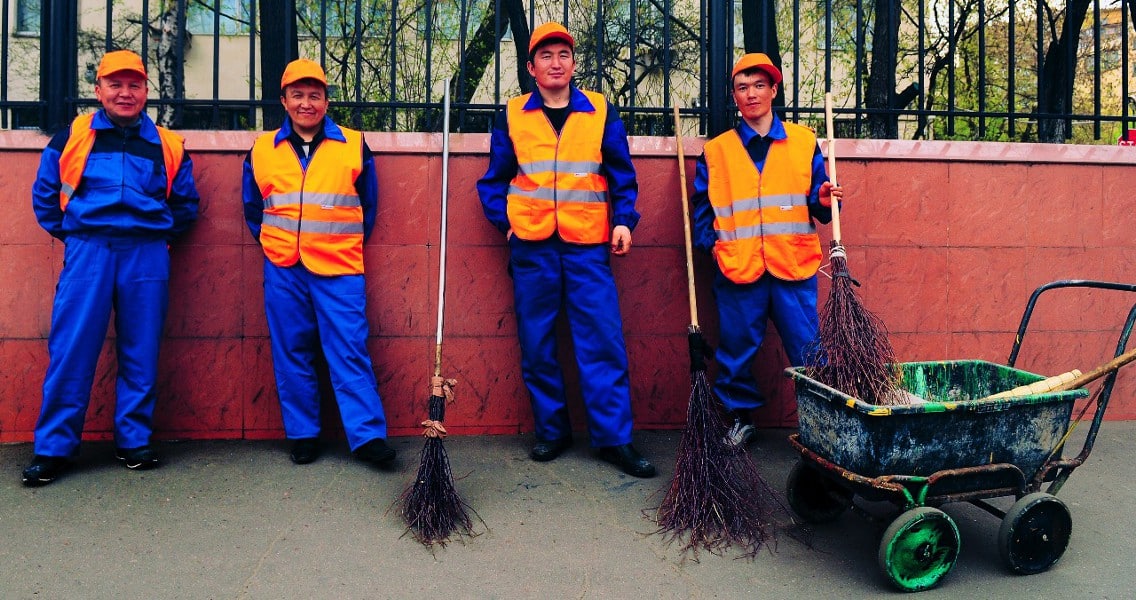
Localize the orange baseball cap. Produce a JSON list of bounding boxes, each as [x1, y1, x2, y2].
[[280, 58, 328, 89], [731, 53, 782, 85], [96, 50, 147, 79], [528, 22, 575, 56]]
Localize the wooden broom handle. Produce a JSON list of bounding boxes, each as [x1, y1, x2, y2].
[[1052, 346, 1136, 392], [674, 103, 699, 329], [824, 92, 842, 244]]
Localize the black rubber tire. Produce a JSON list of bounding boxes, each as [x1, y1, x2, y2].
[[877, 506, 960, 592], [998, 492, 1072, 575], [786, 461, 853, 524]]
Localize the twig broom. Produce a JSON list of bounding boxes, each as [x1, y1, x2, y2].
[[654, 104, 781, 557], [809, 93, 904, 406], [399, 80, 477, 546]]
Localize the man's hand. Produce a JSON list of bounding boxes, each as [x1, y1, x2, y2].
[[611, 225, 632, 256], [819, 181, 844, 208]]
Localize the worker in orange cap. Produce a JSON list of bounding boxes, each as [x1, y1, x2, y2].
[[477, 22, 655, 478], [25, 49, 200, 486], [690, 53, 844, 450], [242, 58, 395, 468]]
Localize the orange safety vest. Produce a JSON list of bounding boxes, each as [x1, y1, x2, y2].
[[703, 122, 822, 284], [251, 127, 366, 276], [505, 90, 612, 244], [57, 112, 185, 211]]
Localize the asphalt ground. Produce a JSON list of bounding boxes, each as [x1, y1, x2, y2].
[[2, 422, 1134, 599]]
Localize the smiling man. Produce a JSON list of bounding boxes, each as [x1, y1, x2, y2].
[[25, 49, 200, 486], [242, 59, 395, 469], [690, 53, 844, 450], [477, 22, 654, 478]]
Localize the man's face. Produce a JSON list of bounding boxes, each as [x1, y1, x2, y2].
[[527, 41, 575, 93], [732, 70, 777, 124], [94, 72, 148, 126], [281, 80, 329, 137]]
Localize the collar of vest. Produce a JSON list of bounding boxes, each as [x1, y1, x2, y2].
[[521, 84, 597, 114], [736, 115, 788, 146], [90, 109, 162, 145], [274, 116, 346, 146]]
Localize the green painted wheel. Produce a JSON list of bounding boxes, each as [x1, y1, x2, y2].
[[877, 507, 960, 592], [998, 492, 1072, 575], [786, 461, 853, 524]]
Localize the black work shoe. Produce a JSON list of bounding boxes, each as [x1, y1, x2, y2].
[[289, 438, 322, 465], [597, 443, 657, 478], [22, 455, 70, 487], [115, 446, 160, 470], [530, 437, 572, 462], [354, 438, 396, 466]]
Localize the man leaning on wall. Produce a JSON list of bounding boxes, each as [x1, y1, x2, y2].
[[477, 22, 655, 478], [24, 49, 201, 487], [242, 58, 396, 469]]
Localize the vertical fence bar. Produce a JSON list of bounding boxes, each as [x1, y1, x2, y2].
[[248, 0, 257, 127], [978, 0, 986, 138], [1, 1, 9, 128], [1008, 0, 1016, 138], [707, 0, 729, 135]]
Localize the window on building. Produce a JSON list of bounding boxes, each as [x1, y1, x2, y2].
[[15, 0, 40, 35], [297, 1, 388, 39], [421, 1, 487, 41], [187, 0, 253, 36]]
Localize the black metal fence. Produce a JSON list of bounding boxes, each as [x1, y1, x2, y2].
[[3, 1, 1134, 143]]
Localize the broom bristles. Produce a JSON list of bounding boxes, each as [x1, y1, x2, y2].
[[811, 253, 905, 405], [654, 369, 785, 558], [398, 392, 477, 547]]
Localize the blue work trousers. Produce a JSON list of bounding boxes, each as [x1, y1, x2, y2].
[[35, 236, 170, 456], [263, 261, 387, 450], [509, 237, 633, 447], [713, 273, 819, 412]]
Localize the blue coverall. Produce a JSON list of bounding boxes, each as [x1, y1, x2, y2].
[[477, 86, 641, 447], [30, 110, 200, 456], [691, 116, 833, 412]]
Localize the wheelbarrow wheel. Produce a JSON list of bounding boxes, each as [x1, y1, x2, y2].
[[786, 461, 853, 523], [877, 507, 960, 592], [998, 492, 1072, 575]]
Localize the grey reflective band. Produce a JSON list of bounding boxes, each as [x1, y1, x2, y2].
[[301, 192, 360, 208], [300, 220, 364, 235], [507, 185, 607, 203], [265, 192, 360, 209], [261, 214, 364, 235], [262, 213, 299, 231], [712, 193, 808, 218], [518, 159, 603, 176], [60, 184, 75, 203], [716, 221, 816, 241]]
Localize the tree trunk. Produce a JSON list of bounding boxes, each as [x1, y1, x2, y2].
[[259, 0, 298, 129], [742, 0, 784, 108], [866, 0, 900, 139], [155, 8, 187, 127], [1036, 0, 1091, 143]]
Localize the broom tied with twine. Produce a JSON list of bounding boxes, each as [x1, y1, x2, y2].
[[653, 104, 784, 558], [398, 80, 479, 547], [808, 93, 905, 406]]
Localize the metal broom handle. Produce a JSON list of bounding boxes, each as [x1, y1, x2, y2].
[[673, 103, 699, 330], [434, 79, 452, 377], [824, 92, 843, 246]]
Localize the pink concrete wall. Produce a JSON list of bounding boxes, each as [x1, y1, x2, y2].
[[1, 130, 1134, 444]]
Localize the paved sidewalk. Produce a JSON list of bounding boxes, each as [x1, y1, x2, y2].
[[2, 423, 1134, 599]]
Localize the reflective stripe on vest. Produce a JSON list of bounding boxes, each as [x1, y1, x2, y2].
[[704, 123, 821, 284], [251, 128, 366, 276], [505, 90, 611, 244], [58, 113, 185, 211]]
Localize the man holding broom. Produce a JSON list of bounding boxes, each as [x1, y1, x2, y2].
[[242, 59, 394, 467], [477, 22, 655, 478], [691, 53, 844, 449]]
